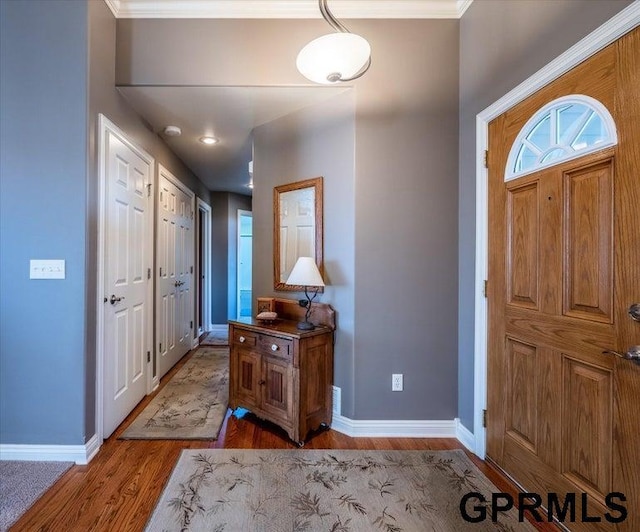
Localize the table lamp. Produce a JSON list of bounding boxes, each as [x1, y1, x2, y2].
[[285, 257, 325, 330]]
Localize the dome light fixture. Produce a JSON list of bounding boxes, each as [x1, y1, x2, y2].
[[296, 0, 371, 85], [163, 125, 182, 137], [199, 136, 219, 145]]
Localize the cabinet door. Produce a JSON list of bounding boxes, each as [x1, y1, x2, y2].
[[261, 356, 294, 425], [234, 349, 260, 409]]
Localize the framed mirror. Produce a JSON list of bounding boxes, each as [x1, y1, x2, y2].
[[273, 177, 323, 291]]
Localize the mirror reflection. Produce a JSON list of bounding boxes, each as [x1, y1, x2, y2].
[[273, 177, 323, 291]]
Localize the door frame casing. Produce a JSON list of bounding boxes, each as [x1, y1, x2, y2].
[[196, 197, 212, 336], [96, 114, 155, 444], [473, 3, 640, 458]]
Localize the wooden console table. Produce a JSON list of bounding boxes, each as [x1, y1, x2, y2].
[[228, 299, 335, 445]]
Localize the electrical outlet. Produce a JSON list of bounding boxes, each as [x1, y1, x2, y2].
[[392, 373, 403, 391]]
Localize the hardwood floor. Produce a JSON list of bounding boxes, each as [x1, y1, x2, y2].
[[11, 349, 558, 531]]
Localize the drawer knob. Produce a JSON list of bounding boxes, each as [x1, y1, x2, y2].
[[271, 344, 279, 351], [239, 336, 246, 343]]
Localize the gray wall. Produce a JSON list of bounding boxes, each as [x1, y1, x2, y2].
[[457, 0, 634, 429], [253, 90, 356, 413], [0, 0, 89, 445], [0, 0, 212, 446], [210, 192, 252, 323], [353, 20, 459, 419], [116, 17, 460, 420]]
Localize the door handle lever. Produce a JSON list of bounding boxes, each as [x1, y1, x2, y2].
[[109, 294, 125, 305], [603, 346, 640, 364]]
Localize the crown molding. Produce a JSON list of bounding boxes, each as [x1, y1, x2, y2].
[[104, 0, 121, 17], [106, 0, 472, 19]]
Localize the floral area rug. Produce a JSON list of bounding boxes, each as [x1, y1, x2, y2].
[[145, 449, 534, 531], [120, 347, 228, 440]]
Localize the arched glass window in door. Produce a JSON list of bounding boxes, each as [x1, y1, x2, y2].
[[505, 95, 617, 181]]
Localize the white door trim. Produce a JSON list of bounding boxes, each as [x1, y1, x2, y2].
[[196, 197, 212, 336], [96, 114, 155, 445], [473, 3, 640, 459]]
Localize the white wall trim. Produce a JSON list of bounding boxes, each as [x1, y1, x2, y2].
[[331, 386, 457, 438], [107, 0, 471, 19], [96, 114, 155, 445], [455, 419, 475, 452], [473, 3, 640, 459], [0, 434, 100, 465], [331, 415, 457, 438]]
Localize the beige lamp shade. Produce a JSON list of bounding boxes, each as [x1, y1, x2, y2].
[[285, 257, 325, 287]]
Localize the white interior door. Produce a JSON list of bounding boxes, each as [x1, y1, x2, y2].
[[102, 119, 153, 439], [157, 166, 194, 379]]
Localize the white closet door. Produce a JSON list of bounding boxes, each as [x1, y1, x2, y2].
[[157, 166, 194, 379], [102, 123, 153, 438]]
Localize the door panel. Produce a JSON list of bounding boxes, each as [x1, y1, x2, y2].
[[262, 357, 293, 424], [562, 357, 613, 501], [236, 350, 259, 409], [507, 182, 539, 308], [157, 167, 194, 379], [103, 126, 152, 438], [563, 160, 613, 322], [488, 29, 639, 531]]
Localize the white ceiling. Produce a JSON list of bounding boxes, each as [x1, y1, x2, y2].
[[113, 0, 473, 194], [118, 85, 349, 193]]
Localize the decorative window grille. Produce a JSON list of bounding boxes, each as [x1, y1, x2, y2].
[[505, 95, 617, 181]]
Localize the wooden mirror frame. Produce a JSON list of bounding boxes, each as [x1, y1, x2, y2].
[[273, 177, 323, 292]]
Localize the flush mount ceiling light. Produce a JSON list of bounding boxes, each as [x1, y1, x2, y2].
[[199, 136, 219, 145], [296, 0, 371, 85], [163, 125, 182, 137]]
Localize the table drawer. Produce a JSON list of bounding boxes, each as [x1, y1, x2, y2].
[[258, 335, 292, 360], [232, 329, 257, 347]]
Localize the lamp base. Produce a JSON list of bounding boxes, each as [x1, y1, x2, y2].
[[296, 321, 315, 331]]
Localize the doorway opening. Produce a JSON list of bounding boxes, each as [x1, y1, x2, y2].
[[237, 209, 253, 319], [197, 198, 212, 336]]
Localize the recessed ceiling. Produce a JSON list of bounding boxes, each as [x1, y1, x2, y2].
[[118, 85, 349, 193]]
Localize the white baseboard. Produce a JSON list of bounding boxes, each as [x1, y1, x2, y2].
[[0, 434, 101, 465], [210, 323, 229, 332], [330, 385, 458, 438], [455, 418, 475, 452], [331, 415, 457, 438]]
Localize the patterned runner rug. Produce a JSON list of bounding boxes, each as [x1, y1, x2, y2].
[[200, 327, 229, 346], [145, 449, 534, 531], [120, 347, 228, 440]]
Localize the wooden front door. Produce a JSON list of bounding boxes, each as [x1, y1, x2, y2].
[[487, 29, 639, 530]]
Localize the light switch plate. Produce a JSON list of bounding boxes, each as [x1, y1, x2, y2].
[[30, 259, 65, 279]]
